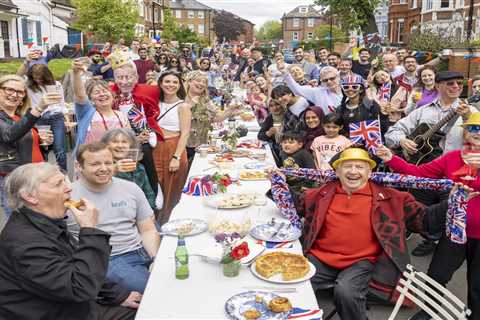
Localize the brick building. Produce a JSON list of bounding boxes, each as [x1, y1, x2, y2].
[[281, 5, 327, 48], [169, 0, 214, 43], [388, 0, 421, 45]]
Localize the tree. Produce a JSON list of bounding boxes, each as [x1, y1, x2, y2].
[[175, 26, 202, 44], [314, 0, 383, 35], [314, 25, 348, 49], [72, 0, 139, 43], [409, 29, 461, 53], [212, 10, 245, 42], [256, 20, 282, 41], [161, 8, 178, 41]]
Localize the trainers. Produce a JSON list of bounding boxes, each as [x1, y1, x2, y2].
[[411, 239, 436, 256], [408, 310, 432, 320]]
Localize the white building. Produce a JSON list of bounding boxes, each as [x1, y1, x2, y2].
[[374, 0, 389, 40], [0, 0, 77, 58]]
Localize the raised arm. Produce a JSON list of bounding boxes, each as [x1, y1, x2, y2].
[[72, 60, 88, 103]]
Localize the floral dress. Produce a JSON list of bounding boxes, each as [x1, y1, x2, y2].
[[187, 97, 217, 148]]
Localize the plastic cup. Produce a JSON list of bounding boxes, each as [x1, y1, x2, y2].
[[35, 125, 51, 146], [198, 145, 209, 158]]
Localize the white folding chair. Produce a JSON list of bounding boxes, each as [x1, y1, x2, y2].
[[388, 264, 471, 320]]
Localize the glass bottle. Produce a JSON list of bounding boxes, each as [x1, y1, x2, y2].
[[175, 235, 189, 279]]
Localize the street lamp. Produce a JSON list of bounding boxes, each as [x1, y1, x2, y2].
[[329, 7, 333, 51]]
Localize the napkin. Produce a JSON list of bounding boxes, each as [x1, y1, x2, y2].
[[255, 240, 293, 249], [288, 307, 323, 320]]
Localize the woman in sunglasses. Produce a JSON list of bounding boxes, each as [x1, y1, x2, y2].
[[0, 75, 60, 216], [279, 65, 342, 115], [155, 53, 169, 74], [336, 74, 383, 137], [197, 57, 219, 93], [375, 112, 480, 320], [167, 55, 183, 74]]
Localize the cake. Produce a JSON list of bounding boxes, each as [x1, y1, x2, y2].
[[268, 297, 292, 313], [255, 252, 310, 281]]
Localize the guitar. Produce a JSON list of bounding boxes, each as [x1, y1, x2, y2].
[[402, 109, 459, 165]]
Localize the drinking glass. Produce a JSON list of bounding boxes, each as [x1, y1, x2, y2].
[[35, 125, 52, 146], [461, 144, 479, 181]]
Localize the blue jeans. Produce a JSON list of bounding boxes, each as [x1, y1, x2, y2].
[[37, 113, 67, 170], [106, 247, 152, 294], [0, 176, 12, 218]]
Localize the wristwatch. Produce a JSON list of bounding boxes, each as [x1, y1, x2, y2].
[[172, 154, 180, 160]]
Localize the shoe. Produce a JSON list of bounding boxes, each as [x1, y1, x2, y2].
[[408, 310, 432, 320], [411, 239, 436, 257]]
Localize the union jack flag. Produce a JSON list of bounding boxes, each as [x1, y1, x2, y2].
[[288, 307, 323, 320], [378, 83, 391, 101], [349, 120, 382, 153], [127, 104, 147, 132], [255, 240, 293, 249]]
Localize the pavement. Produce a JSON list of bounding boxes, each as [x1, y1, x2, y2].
[[0, 207, 467, 319]]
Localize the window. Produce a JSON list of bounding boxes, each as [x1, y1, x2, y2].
[[198, 24, 204, 34], [293, 32, 299, 40], [198, 11, 204, 19], [410, 0, 416, 8], [293, 18, 300, 27], [399, 0, 406, 3], [188, 24, 194, 31], [135, 24, 145, 37], [307, 18, 314, 27], [176, 10, 182, 19], [426, 0, 433, 10], [307, 32, 313, 40], [139, 1, 144, 17], [441, 0, 450, 8], [299, 6, 308, 13], [397, 20, 405, 43], [188, 10, 195, 18]]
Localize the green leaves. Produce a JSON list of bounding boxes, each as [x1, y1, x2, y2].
[[72, 0, 139, 43], [256, 20, 282, 41]]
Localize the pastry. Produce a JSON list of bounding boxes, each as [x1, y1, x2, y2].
[[242, 309, 261, 319], [254, 295, 263, 303], [255, 252, 310, 281], [215, 194, 253, 208], [239, 170, 268, 180], [64, 199, 84, 209], [268, 297, 292, 313]]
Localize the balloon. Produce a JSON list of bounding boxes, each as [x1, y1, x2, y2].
[[42, 37, 48, 43], [154, 35, 161, 41], [26, 43, 34, 49]]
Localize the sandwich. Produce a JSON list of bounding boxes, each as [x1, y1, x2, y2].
[[64, 199, 84, 209]]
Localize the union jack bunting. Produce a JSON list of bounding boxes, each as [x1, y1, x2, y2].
[[349, 120, 382, 152], [127, 104, 147, 132], [378, 83, 391, 101]]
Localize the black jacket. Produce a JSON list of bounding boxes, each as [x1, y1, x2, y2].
[[0, 207, 130, 320], [0, 110, 40, 174], [253, 58, 271, 76]]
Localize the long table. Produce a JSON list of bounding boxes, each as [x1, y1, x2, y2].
[[136, 124, 321, 319]]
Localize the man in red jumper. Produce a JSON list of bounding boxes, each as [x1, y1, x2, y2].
[[299, 148, 450, 320]]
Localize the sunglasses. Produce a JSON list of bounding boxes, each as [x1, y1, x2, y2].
[[466, 125, 480, 134], [342, 84, 361, 90], [444, 80, 463, 87], [170, 60, 178, 64], [159, 56, 167, 60], [321, 76, 337, 83]]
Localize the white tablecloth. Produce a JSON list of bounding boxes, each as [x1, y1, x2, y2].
[[136, 125, 320, 320]]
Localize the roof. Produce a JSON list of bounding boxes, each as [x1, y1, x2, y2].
[[0, 0, 17, 8], [168, 0, 212, 10], [283, 5, 323, 18], [53, 13, 76, 25], [213, 9, 255, 26], [52, 0, 75, 8]]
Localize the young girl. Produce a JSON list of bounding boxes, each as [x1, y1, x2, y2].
[[310, 113, 351, 170], [247, 84, 268, 123]]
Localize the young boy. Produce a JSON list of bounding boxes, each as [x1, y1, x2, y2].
[[279, 131, 316, 194]]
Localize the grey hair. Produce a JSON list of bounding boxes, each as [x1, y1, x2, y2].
[[320, 66, 339, 78], [100, 128, 139, 149], [4, 162, 60, 211], [85, 79, 111, 100], [113, 61, 138, 77]]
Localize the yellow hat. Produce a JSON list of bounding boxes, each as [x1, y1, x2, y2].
[[106, 49, 133, 70], [461, 112, 480, 127], [331, 148, 376, 169]]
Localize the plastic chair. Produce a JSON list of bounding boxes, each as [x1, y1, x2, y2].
[[388, 264, 471, 320]]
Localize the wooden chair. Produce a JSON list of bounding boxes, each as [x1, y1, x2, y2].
[[388, 264, 471, 320]]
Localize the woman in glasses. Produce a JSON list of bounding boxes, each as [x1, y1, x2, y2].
[[150, 71, 191, 224], [155, 53, 169, 74], [336, 74, 383, 137], [279, 65, 342, 115], [0, 75, 60, 216], [167, 55, 183, 74], [197, 57, 219, 93], [375, 112, 480, 320]]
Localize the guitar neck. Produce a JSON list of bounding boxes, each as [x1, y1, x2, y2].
[[423, 110, 459, 139]]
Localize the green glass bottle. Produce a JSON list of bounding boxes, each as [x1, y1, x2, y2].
[[175, 235, 189, 279]]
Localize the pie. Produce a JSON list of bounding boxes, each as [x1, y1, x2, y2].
[[268, 297, 292, 313], [255, 252, 310, 281], [239, 170, 268, 180], [64, 199, 84, 209]]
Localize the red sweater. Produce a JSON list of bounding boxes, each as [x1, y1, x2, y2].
[[310, 183, 382, 269], [387, 150, 480, 239]]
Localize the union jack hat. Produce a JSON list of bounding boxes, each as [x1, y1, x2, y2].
[[340, 74, 365, 88]]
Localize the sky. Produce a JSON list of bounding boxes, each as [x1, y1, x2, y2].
[[201, 0, 319, 29]]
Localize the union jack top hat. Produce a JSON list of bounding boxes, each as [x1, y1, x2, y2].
[[340, 74, 365, 88]]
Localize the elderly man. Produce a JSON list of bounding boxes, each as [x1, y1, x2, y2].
[[111, 54, 160, 198], [297, 148, 450, 320], [67, 142, 160, 294], [0, 163, 138, 320], [293, 47, 319, 81]]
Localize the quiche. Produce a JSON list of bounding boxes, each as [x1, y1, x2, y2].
[[239, 170, 268, 181], [255, 252, 310, 281]]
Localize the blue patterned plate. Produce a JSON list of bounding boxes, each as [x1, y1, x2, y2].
[[250, 223, 301, 242], [225, 291, 291, 320]]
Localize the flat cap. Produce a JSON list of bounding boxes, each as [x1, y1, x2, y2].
[[436, 71, 464, 82]]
